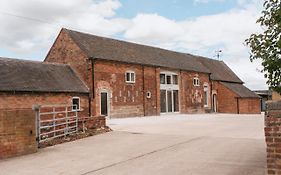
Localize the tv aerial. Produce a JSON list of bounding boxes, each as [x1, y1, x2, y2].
[[214, 50, 223, 60]]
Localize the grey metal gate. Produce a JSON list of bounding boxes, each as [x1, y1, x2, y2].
[[34, 104, 79, 143]]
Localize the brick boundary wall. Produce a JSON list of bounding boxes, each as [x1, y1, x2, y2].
[[265, 100, 281, 174], [79, 116, 106, 130], [0, 109, 38, 159]]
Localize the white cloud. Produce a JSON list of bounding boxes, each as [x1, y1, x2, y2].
[[124, 13, 184, 44], [121, 2, 266, 90], [0, 0, 128, 54], [0, 0, 267, 89]]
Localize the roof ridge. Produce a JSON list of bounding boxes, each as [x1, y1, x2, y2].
[[0, 57, 42, 63], [0, 57, 69, 67], [64, 28, 210, 58]]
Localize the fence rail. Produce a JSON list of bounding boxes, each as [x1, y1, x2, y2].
[[35, 104, 78, 143]]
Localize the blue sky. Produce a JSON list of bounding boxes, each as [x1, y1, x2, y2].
[[0, 0, 266, 89], [116, 0, 238, 20]]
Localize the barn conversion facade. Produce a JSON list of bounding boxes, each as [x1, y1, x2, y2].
[[41, 28, 261, 118]]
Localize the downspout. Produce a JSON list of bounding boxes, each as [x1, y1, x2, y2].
[[180, 70, 183, 113], [90, 58, 95, 117], [209, 73, 213, 112], [142, 66, 146, 116], [91, 59, 95, 99], [155, 68, 158, 115], [237, 98, 240, 114]]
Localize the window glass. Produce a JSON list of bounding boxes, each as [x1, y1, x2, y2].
[[173, 75, 178, 85], [160, 90, 167, 113], [131, 73, 135, 82], [72, 97, 80, 111], [126, 72, 130, 82], [204, 85, 208, 106], [166, 75, 171, 84], [160, 74, 165, 84], [173, 90, 179, 112]]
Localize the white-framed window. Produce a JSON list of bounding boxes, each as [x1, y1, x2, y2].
[[203, 84, 209, 107], [72, 97, 80, 111], [193, 77, 200, 86], [125, 71, 135, 83], [160, 73, 178, 85]]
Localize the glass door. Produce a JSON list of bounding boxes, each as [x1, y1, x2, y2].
[[160, 90, 167, 113], [160, 90, 179, 113]]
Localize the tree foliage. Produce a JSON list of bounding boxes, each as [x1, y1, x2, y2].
[[245, 0, 281, 93]]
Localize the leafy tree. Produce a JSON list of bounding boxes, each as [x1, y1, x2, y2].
[[245, 0, 281, 93]]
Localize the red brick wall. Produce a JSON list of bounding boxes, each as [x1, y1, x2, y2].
[[93, 60, 145, 118], [0, 109, 37, 159], [0, 92, 89, 118], [265, 101, 281, 174], [180, 71, 211, 113], [45, 29, 91, 87], [45, 29, 94, 116], [238, 98, 261, 114], [93, 61, 212, 117], [213, 81, 239, 113], [212, 82, 260, 114], [143, 66, 159, 116]]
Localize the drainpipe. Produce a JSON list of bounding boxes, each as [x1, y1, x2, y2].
[[209, 74, 213, 112], [90, 58, 95, 117], [155, 68, 158, 115], [142, 66, 146, 116], [180, 70, 183, 113], [237, 98, 240, 114], [91, 59, 95, 99]]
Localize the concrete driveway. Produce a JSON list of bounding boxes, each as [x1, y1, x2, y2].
[[0, 114, 266, 175]]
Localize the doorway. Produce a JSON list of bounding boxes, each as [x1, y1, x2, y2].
[[212, 94, 217, 112], [160, 90, 179, 113], [100, 91, 109, 116]]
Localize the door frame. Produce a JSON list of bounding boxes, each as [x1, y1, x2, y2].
[[161, 89, 179, 114], [100, 90, 110, 117], [212, 94, 217, 112]]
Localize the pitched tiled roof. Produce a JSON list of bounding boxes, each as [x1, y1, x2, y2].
[[221, 82, 260, 98], [195, 56, 243, 83], [65, 29, 210, 74], [0, 57, 89, 93]]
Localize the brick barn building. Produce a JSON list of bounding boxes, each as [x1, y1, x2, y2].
[[0, 57, 90, 118], [43, 28, 260, 118]]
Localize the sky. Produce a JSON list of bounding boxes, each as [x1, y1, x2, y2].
[[0, 0, 267, 90]]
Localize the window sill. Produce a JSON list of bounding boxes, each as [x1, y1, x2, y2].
[[126, 81, 135, 84], [72, 109, 82, 112]]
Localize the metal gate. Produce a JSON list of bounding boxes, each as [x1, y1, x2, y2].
[[34, 105, 79, 143]]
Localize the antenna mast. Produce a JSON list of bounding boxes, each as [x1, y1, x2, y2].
[[215, 50, 223, 60]]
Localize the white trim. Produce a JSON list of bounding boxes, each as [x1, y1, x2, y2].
[[72, 97, 80, 111], [212, 93, 218, 112], [160, 71, 179, 86], [193, 77, 200, 86], [160, 71, 178, 75], [125, 71, 135, 83]]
